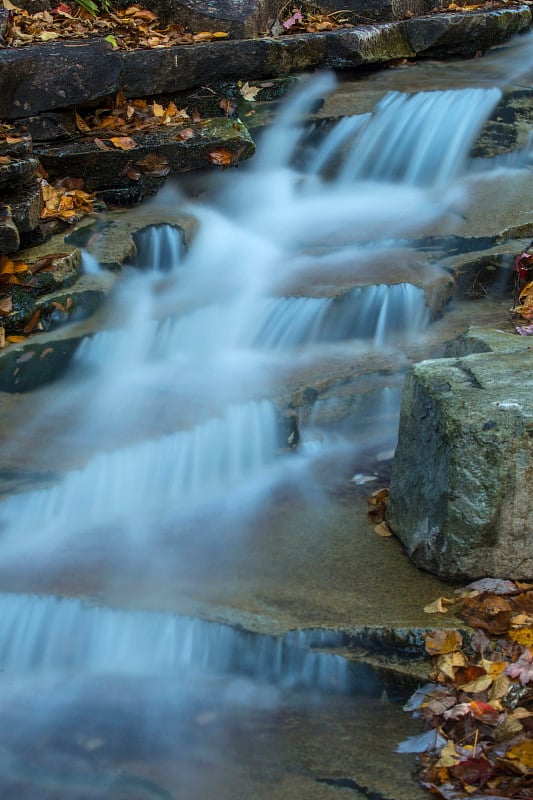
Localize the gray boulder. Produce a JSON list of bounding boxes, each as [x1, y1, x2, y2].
[[387, 345, 533, 580]]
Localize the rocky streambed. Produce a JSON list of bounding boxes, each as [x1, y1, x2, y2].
[[0, 19, 532, 800]]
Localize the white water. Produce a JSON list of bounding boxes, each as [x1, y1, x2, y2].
[[0, 61, 522, 795]]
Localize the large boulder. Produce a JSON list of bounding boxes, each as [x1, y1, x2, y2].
[[387, 345, 533, 580]]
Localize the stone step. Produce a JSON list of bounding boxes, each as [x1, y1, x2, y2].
[[34, 118, 255, 193], [0, 7, 530, 119]]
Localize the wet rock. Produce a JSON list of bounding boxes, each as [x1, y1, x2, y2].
[[5, 178, 42, 234], [34, 119, 255, 193], [405, 6, 532, 58], [115, 0, 282, 37], [387, 350, 533, 580], [66, 208, 197, 269], [0, 207, 20, 254], [445, 325, 533, 358], [0, 157, 39, 190], [0, 8, 529, 119], [0, 40, 122, 120], [0, 10, 8, 47], [21, 112, 77, 143], [0, 133, 32, 160]]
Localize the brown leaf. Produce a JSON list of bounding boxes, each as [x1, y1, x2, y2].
[[0, 326, 4, 348], [135, 153, 170, 176], [219, 97, 237, 117], [191, 109, 202, 123], [425, 597, 456, 614], [174, 127, 195, 142], [425, 630, 463, 656], [0, 296, 13, 316], [121, 163, 141, 180], [94, 138, 111, 151]]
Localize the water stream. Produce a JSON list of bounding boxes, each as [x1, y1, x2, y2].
[[0, 37, 532, 798]]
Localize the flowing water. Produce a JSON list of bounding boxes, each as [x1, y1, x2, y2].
[[0, 36, 532, 799]]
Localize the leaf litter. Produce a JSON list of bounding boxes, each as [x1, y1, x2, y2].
[[400, 579, 533, 799]]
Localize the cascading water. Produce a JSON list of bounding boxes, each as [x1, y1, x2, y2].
[[0, 52, 523, 796]]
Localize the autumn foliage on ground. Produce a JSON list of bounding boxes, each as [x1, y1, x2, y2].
[[401, 579, 533, 800]]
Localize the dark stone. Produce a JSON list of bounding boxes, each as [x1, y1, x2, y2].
[[0, 7, 529, 120], [22, 112, 77, 143], [5, 179, 42, 234], [318, 0, 433, 23], [0, 333, 84, 393], [34, 119, 255, 192], [0, 133, 33, 159], [12, 0, 51, 11], [0, 9, 9, 48], [405, 6, 532, 57], [0, 157, 39, 190], [114, 0, 282, 37], [0, 39, 122, 120], [0, 208, 20, 254]]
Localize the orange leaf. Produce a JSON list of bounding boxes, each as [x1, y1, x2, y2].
[[207, 148, 233, 166], [75, 111, 91, 133], [23, 309, 41, 334], [174, 127, 195, 142], [0, 326, 4, 349], [425, 629, 463, 656], [109, 136, 137, 150]]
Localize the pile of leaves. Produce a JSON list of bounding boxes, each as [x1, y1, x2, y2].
[[1, 2, 229, 50], [511, 252, 533, 336], [40, 176, 97, 223], [401, 578, 533, 800], [74, 92, 198, 145]]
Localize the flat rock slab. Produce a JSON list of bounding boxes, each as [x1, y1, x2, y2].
[[34, 119, 255, 192], [387, 342, 533, 580], [0, 7, 530, 119]]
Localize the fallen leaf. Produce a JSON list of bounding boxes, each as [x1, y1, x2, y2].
[[23, 309, 41, 334], [109, 136, 137, 150], [219, 97, 236, 117], [458, 674, 493, 693], [207, 148, 234, 166], [425, 597, 456, 614], [450, 757, 494, 786], [396, 729, 447, 753], [240, 81, 261, 102], [503, 739, 533, 770], [174, 127, 195, 142], [374, 521, 393, 537], [282, 10, 303, 28], [135, 153, 170, 176], [0, 296, 13, 316], [94, 138, 111, 151], [505, 647, 533, 685], [0, 326, 4, 348], [425, 630, 463, 656]]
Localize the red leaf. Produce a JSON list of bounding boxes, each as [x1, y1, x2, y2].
[[450, 757, 494, 786]]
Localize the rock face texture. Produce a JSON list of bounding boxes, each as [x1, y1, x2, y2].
[[387, 346, 533, 580], [0, 7, 530, 119]]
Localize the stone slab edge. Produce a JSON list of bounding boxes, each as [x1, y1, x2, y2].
[[0, 6, 530, 119]]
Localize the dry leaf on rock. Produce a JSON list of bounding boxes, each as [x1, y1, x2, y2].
[[425, 630, 463, 656]]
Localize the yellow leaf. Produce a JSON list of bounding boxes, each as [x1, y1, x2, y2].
[[459, 674, 493, 693], [212, 31, 229, 37], [505, 740, 533, 769], [39, 31, 60, 41], [6, 335, 25, 343], [374, 521, 393, 537], [436, 650, 467, 680], [424, 597, 455, 614], [75, 111, 91, 133], [152, 102, 165, 117], [509, 626, 533, 647], [436, 740, 460, 768]]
